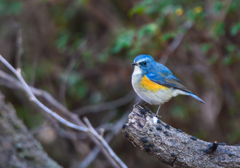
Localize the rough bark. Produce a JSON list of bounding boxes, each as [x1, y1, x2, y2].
[[122, 105, 240, 168], [0, 92, 62, 168]]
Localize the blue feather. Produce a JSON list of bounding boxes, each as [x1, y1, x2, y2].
[[187, 92, 206, 104]]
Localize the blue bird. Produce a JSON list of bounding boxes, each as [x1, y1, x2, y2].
[[131, 54, 206, 115]]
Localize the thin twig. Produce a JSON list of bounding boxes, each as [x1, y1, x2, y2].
[[0, 56, 89, 132], [59, 57, 76, 106], [0, 70, 121, 166], [0, 70, 78, 120], [79, 112, 129, 168], [0, 55, 128, 168], [59, 38, 87, 106], [159, 21, 193, 64], [15, 23, 23, 69], [83, 117, 127, 168], [73, 92, 135, 115]]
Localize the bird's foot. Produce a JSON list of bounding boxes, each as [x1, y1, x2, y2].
[[133, 102, 150, 110], [133, 102, 141, 108]]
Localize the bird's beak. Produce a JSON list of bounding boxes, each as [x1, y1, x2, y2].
[[132, 63, 137, 66]]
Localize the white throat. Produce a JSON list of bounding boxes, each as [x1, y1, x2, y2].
[[132, 66, 142, 75]]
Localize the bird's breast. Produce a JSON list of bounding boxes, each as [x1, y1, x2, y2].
[[131, 74, 172, 105]]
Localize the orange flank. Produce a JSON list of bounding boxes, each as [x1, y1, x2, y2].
[[140, 75, 168, 92]]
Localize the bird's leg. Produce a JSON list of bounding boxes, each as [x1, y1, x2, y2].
[[156, 105, 161, 116]]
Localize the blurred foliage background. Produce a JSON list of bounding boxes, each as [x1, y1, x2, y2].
[[1, 0, 240, 167]]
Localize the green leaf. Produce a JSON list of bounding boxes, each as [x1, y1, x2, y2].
[[69, 81, 88, 100], [72, 38, 84, 51], [214, 1, 223, 13], [111, 30, 135, 53], [77, 0, 90, 5], [56, 33, 70, 52], [187, 10, 195, 21], [6, 1, 23, 15], [229, 0, 240, 12], [213, 22, 225, 36], [0, 1, 23, 15], [226, 45, 236, 53], [137, 23, 158, 39], [82, 49, 92, 60], [76, 83, 88, 99], [230, 23, 240, 36], [98, 52, 109, 63], [208, 54, 218, 65], [67, 73, 81, 86], [222, 56, 232, 65], [129, 5, 145, 17], [201, 43, 212, 54], [161, 32, 176, 41]]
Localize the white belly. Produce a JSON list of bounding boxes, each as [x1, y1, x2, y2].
[[134, 85, 173, 105]]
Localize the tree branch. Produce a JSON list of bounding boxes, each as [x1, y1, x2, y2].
[[0, 69, 121, 167], [0, 55, 127, 168], [0, 91, 62, 168], [159, 21, 193, 64], [122, 106, 240, 168], [79, 112, 129, 168]]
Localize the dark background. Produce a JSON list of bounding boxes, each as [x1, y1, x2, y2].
[[0, 0, 240, 167]]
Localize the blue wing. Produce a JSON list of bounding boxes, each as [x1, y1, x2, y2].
[[146, 72, 206, 103], [146, 72, 191, 93]]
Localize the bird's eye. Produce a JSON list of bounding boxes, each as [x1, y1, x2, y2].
[[143, 61, 147, 65]]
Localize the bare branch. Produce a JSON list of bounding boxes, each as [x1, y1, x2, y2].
[[83, 117, 127, 168], [0, 55, 128, 168], [0, 69, 121, 167], [159, 21, 193, 64], [122, 106, 240, 168], [79, 112, 129, 168], [0, 56, 89, 132], [58, 39, 87, 106], [15, 22, 24, 69], [59, 57, 76, 106], [0, 69, 78, 120]]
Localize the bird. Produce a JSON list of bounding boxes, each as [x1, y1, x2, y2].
[[131, 54, 205, 115]]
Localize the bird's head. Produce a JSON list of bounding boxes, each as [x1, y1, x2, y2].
[[132, 55, 155, 75]]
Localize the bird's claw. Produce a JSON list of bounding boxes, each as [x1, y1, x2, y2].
[[133, 102, 141, 108], [133, 102, 149, 109]]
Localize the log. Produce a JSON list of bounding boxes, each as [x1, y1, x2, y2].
[[122, 105, 240, 168], [0, 92, 62, 168]]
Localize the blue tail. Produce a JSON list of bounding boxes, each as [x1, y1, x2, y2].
[[188, 93, 206, 104]]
